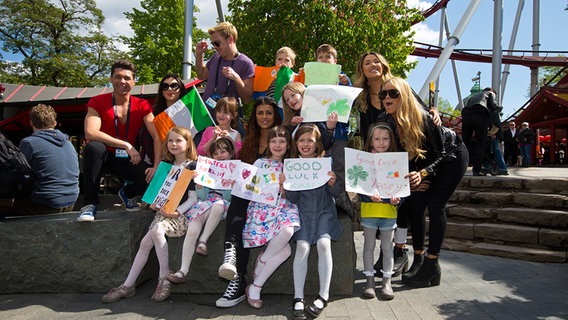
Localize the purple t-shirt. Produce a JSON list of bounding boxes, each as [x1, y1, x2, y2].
[[202, 52, 255, 103]]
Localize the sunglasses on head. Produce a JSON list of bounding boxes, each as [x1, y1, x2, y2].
[[378, 89, 400, 100], [212, 40, 221, 47], [161, 82, 180, 91]]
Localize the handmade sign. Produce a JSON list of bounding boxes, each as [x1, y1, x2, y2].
[[303, 62, 341, 86], [231, 161, 281, 206], [344, 148, 410, 198], [142, 161, 194, 212], [194, 156, 240, 190], [283, 157, 332, 191], [301, 85, 362, 123]]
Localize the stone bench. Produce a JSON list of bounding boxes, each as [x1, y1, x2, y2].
[[0, 206, 355, 295]]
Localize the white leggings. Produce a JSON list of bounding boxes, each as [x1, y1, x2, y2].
[[293, 238, 333, 301]]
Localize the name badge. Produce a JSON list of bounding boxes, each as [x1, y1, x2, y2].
[[115, 148, 129, 158], [205, 93, 222, 109]]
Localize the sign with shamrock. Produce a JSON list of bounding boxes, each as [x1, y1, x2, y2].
[[344, 148, 410, 198], [301, 85, 362, 123]]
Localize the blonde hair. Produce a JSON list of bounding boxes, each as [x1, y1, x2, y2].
[[281, 82, 305, 126], [275, 46, 296, 66], [208, 22, 238, 42], [292, 124, 325, 158], [162, 126, 198, 163], [382, 77, 426, 160], [354, 52, 392, 113]]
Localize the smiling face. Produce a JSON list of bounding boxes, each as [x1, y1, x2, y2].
[[283, 89, 303, 112], [380, 82, 400, 115], [167, 132, 188, 158], [370, 128, 392, 153], [161, 77, 181, 105], [210, 32, 232, 59], [362, 54, 384, 80], [296, 131, 317, 158], [269, 136, 288, 161], [216, 107, 233, 128], [255, 104, 276, 129], [212, 147, 232, 160], [110, 68, 135, 96]]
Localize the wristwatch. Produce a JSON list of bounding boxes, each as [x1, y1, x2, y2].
[[419, 169, 429, 178]]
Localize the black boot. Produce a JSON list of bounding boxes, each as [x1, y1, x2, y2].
[[392, 247, 408, 277], [402, 253, 424, 281], [402, 256, 441, 288]]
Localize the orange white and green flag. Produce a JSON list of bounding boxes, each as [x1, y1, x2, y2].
[[153, 85, 214, 141]]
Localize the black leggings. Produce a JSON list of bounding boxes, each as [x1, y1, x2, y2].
[[224, 195, 251, 275], [397, 143, 468, 255]]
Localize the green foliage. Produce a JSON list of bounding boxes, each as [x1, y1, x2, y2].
[[228, 0, 421, 78], [123, 0, 208, 84], [437, 97, 460, 118], [0, 0, 119, 87], [538, 60, 568, 87]]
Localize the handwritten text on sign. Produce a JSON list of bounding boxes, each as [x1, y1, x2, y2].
[[142, 161, 194, 213], [283, 157, 332, 191], [344, 148, 410, 198], [231, 160, 281, 206], [195, 156, 239, 190]]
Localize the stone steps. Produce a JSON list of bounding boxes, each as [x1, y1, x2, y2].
[[444, 175, 568, 263]]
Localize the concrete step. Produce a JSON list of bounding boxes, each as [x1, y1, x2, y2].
[[496, 207, 568, 228], [449, 190, 567, 209], [443, 238, 567, 263], [459, 176, 568, 195]]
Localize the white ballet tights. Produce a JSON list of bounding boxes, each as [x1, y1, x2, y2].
[[293, 238, 333, 308], [123, 222, 169, 287], [248, 227, 295, 299]]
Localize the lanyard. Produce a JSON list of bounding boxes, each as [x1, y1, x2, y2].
[[213, 52, 239, 95], [112, 94, 131, 141]]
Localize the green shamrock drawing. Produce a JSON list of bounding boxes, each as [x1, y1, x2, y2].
[[328, 98, 350, 117], [347, 164, 369, 187]]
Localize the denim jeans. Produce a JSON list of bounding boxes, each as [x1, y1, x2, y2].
[[519, 144, 532, 166], [484, 138, 508, 171]]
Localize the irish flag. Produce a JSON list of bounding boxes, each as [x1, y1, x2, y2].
[[252, 65, 295, 103], [153, 85, 214, 141], [142, 161, 194, 213]]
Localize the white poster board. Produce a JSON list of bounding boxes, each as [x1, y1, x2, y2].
[[194, 156, 240, 190], [283, 157, 332, 191], [231, 161, 281, 206], [301, 85, 362, 123]]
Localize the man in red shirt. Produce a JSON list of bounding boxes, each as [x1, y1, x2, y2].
[[77, 60, 161, 222]]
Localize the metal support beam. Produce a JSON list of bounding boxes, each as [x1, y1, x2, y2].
[[182, 0, 195, 79]]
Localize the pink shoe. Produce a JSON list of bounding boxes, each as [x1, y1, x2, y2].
[[246, 284, 263, 309], [166, 270, 187, 284], [196, 241, 208, 256]]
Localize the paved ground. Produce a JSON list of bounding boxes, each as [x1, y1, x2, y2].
[[1, 166, 567, 319]]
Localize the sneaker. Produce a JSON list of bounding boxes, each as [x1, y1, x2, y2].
[[497, 170, 509, 176], [77, 205, 96, 222], [216, 275, 246, 308], [218, 242, 237, 280], [118, 187, 141, 212], [101, 285, 135, 303]]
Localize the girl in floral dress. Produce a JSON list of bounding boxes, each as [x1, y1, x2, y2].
[[241, 126, 300, 309]]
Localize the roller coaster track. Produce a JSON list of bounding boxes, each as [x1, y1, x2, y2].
[[413, 0, 568, 69]]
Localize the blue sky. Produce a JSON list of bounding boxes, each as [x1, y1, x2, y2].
[[3, 1, 567, 119]]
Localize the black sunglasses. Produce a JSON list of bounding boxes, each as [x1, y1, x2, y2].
[[378, 89, 400, 100], [161, 82, 180, 91], [212, 40, 221, 47]]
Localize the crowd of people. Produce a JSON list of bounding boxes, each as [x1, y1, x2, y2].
[[4, 20, 538, 318]]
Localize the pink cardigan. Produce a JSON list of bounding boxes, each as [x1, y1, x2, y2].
[[197, 126, 242, 157]]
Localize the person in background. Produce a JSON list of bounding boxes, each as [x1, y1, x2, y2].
[[78, 59, 161, 221], [12, 104, 79, 215], [503, 121, 519, 166], [516, 122, 535, 167]]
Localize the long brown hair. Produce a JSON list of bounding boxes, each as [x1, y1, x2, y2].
[[364, 122, 399, 153], [353, 52, 392, 113], [240, 97, 283, 164]]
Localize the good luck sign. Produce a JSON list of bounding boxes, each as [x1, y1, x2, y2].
[[283, 157, 332, 191]]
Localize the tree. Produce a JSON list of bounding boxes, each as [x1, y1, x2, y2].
[[539, 60, 568, 87], [123, 0, 208, 84], [437, 97, 460, 118], [227, 0, 422, 78], [0, 0, 122, 87]]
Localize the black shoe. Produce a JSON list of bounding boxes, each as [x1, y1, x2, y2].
[[473, 171, 487, 176], [497, 170, 509, 175], [305, 295, 328, 318], [402, 253, 424, 281], [291, 298, 306, 320], [393, 247, 409, 277], [402, 256, 441, 288], [216, 274, 246, 307]]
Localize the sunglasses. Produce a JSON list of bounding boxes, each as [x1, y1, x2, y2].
[[212, 40, 222, 47], [378, 89, 400, 100], [161, 83, 180, 91]]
